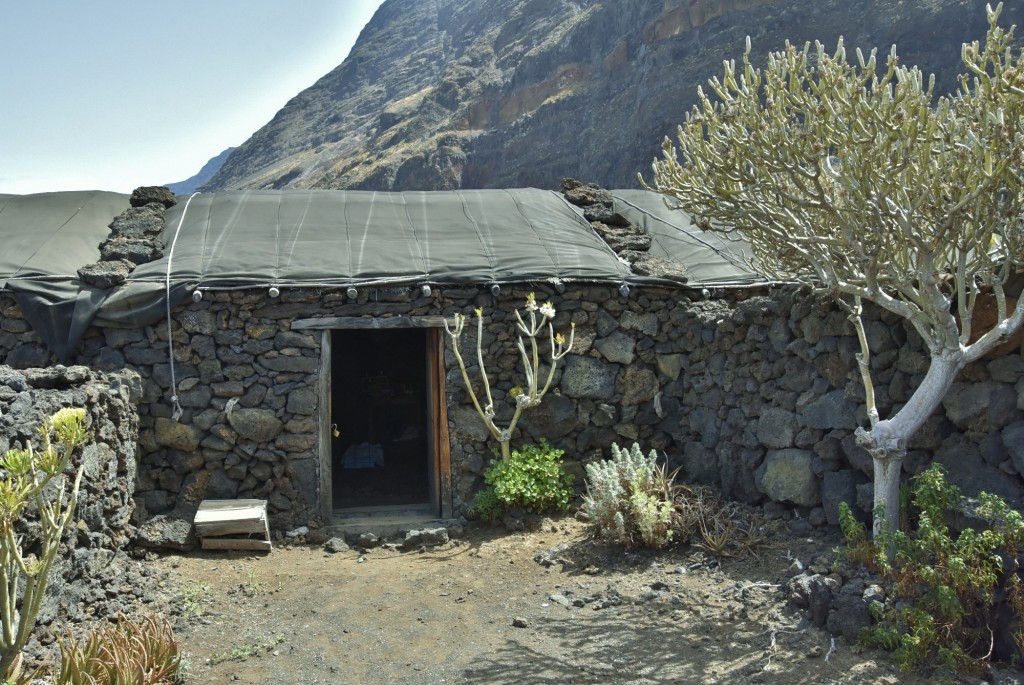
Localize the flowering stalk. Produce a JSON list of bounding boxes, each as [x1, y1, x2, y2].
[[0, 408, 88, 679], [445, 293, 574, 461]]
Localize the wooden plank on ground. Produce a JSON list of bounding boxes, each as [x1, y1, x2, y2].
[[200, 537, 273, 552], [194, 499, 272, 552]]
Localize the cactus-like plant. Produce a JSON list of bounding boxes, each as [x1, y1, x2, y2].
[[52, 612, 182, 685], [582, 443, 676, 549], [445, 293, 574, 460], [0, 408, 88, 678]]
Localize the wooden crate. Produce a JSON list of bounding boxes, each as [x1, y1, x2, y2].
[[194, 499, 272, 552]]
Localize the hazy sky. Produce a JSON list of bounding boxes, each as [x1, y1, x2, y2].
[[0, 1, 385, 194]]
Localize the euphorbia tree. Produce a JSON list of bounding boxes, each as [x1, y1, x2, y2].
[[445, 293, 575, 461], [645, 4, 1024, 537]]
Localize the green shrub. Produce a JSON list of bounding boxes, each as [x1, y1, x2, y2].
[[839, 464, 1024, 675], [467, 486, 504, 523], [483, 439, 574, 513], [52, 612, 182, 685], [581, 443, 676, 549]]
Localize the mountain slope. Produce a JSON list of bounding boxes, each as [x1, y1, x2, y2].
[[166, 147, 235, 194], [202, 0, 1023, 192]]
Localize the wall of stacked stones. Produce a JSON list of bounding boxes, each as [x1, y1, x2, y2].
[[1, 282, 1023, 530], [0, 364, 141, 623]]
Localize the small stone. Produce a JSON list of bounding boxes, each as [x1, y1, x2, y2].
[[324, 537, 350, 554], [512, 617, 529, 628]]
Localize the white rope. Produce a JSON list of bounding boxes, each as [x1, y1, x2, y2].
[[165, 192, 200, 422]]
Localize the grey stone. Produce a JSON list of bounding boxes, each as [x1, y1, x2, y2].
[[799, 390, 857, 430], [595, 310, 618, 337], [286, 388, 318, 415], [77, 259, 134, 288], [756, 408, 797, 449], [136, 515, 196, 551], [178, 309, 216, 336], [228, 408, 284, 443], [681, 442, 721, 487], [1005, 421, 1024, 475], [936, 435, 1024, 503], [988, 355, 1024, 384], [6, 344, 52, 369], [827, 593, 872, 643], [619, 365, 659, 406], [401, 528, 449, 549], [593, 331, 635, 365], [519, 394, 577, 440], [99, 237, 163, 265], [840, 433, 873, 476], [822, 469, 863, 526], [620, 311, 658, 336], [942, 381, 1019, 430], [755, 449, 820, 506], [786, 574, 837, 627], [324, 537, 350, 553], [129, 186, 176, 208], [275, 331, 319, 349], [451, 406, 492, 442], [655, 354, 684, 381], [560, 355, 617, 400], [276, 433, 316, 452], [259, 353, 318, 374], [154, 418, 200, 451]]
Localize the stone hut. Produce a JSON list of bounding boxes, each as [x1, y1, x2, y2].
[[1, 185, 1022, 540]]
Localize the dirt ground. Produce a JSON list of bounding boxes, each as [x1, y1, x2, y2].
[[157, 517, 961, 685]]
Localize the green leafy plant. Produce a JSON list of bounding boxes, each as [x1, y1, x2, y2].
[[208, 634, 284, 665], [839, 464, 1024, 675], [483, 439, 574, 513], [467, 487, 504, 523], [52, 612, 182, 685], [181, 582, 211, 620], [581, 443, 676, 549], [0, 408, 89, 678]]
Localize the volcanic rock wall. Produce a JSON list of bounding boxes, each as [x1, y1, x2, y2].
[[0, 364, 142, 628], [4, 282, 1022, 534]]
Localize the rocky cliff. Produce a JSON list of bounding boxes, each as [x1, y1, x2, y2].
[[202, 0, 1023, 192]]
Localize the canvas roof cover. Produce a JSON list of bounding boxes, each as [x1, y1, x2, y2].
[[0, 188, 764, 359], [610, 190, 762, 287], [0, 190, 129, 360]]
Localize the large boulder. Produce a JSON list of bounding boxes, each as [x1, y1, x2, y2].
[[560, 355, 617, 400], [799, 390, 857, 430], [755, 449, 820, 506], [756, 408, 797, 449], [227, 408, 284, 443]]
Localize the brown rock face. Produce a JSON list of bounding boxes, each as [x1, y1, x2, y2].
[[201, 0, 1024, 193]]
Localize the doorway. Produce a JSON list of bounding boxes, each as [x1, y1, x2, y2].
[[330, 328, 430, 509]]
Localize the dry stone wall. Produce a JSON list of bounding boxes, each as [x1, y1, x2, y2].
[[1, 283, 1022, 534], [0, 364, 141, 627]]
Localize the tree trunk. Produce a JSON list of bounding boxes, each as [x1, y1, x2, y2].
[[857, 349, 962, 537], [872, 452, 904, 539]]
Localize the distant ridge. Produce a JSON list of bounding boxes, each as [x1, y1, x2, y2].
[[166, 147, 235, 194]]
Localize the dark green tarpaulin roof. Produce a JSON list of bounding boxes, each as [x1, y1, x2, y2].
[[1, 188, 763, 359], [0, 191, 129, 360], [127, 188, 638, 289], [611, 190, 760, 287]]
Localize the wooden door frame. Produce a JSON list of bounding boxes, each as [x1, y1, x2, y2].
[[295, 317, 452, 521]]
